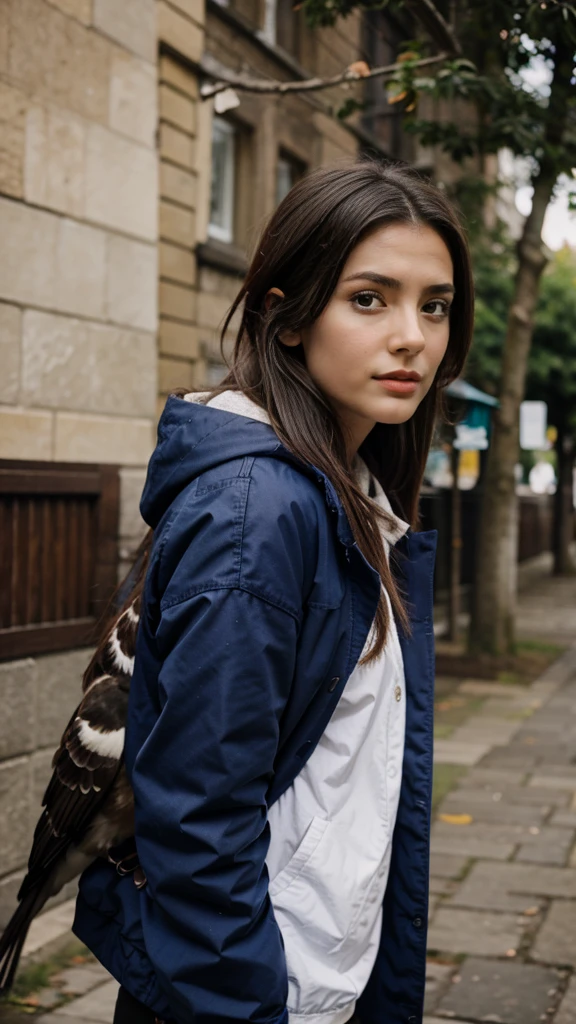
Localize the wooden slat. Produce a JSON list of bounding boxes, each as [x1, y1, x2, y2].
[[0, 460, 120, 662], [0, 619, 96, 660]]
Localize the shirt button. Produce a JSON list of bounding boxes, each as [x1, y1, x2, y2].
[[394, 685, 402, 702], [388, 765, 397, 778], [328, 676, 340, 692], [413, 916, 423, 929]]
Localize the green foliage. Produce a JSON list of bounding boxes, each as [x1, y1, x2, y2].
[[527, 247, 576, 431], [302, 0, 576, 179]]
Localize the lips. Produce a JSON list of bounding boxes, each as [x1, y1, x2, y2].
[[374, 371, 422, 382]]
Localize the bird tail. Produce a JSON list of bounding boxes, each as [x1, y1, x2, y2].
[[0, 886, 47, 994]]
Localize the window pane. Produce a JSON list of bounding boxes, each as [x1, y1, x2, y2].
[[276, 157, 294, 205], [209, 118, 235, 243]]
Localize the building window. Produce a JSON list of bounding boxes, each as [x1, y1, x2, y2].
[[276, 151, 306, 205], [276, 0, 300, 57], [209, 117, 236, 244]]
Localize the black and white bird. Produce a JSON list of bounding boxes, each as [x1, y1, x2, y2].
[[0, 596, 143, 993]]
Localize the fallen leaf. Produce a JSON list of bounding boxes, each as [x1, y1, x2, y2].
[[398, 51, 419, 62], [347, 60, 370, 77], [505, 948, 517, 957], [524, 906, 540, 916], [388, 90, 407, 105], [438, 813, 473, 825]]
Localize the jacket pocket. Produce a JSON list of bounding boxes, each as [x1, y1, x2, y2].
[[268, 817, 329, 898]]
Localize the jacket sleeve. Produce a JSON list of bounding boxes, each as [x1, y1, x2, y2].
[[130, 584, 298, 1024]]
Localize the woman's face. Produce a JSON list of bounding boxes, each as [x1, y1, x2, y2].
[[287, 221, 454, 454]]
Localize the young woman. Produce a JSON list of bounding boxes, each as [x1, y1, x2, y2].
[[73, 159, 473, 1024]]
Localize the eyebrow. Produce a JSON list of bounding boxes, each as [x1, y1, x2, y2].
[[342, 271, 455, 296]]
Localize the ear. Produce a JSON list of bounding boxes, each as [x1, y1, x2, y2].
[[264, 287, 301, 348]]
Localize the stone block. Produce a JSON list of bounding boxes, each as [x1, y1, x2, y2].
[[159, 54, 199, 98], [0, 757, 33, 874], [46, 0, 92, 23], [160, 198, 195, 247], [55, 412, 154, 465], [428, 906, 525, 957], [159, 356, 194, 394], [530, 774, 576, 791], [438, 796, 549, 827], [159, 319, 199, 359], [85, 124, 158, 241], [198, 265, 242, 300], [119, 468, 147, 540], [10, 0, 110, 123], [0, 302, 21, 403], [56, 219, 107, 319], [161, 162, 197, 210], [31, 749, 56, 821], [431, 821, 516, 861], [160, 123, 195, 169], [25, 105, 86, 217], [0, 81, 27, 198], [0, 659, 37, 760], [436, 957, 560, 1024], [93, 0, 156, 62], [166, 0, 204, 23], [160, 83, 196, 134], [0, 869, 25, 929], [197, 290, 234, 331], [0, 197, 58, 308], [424, 961, 455, 1016], [459, 768, 528, 788], [22, 311, 157, 417], [35, 649, 90, 749], [160, 241, 196, 286], [158, 1, 203, 63], [556, 976, 576, 1024], [0, 406, 53, 460], [533, 900, 576, 966], [109, 51, 157, 148], [54, 962, 111, 997], [450, 859, 576, 913], [160, 280, 196, 322], [105, 235, 158, 332]]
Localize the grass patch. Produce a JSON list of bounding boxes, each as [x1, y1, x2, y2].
[[432, 763, 468, 812], [2, 939, 90, 1007]]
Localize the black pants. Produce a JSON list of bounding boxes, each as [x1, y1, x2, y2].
[[113, 985, 164, 1023]]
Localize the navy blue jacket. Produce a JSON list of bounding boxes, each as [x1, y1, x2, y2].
[[73, 395, 436, 1024]]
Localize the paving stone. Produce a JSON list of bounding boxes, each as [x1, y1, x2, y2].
[[515, 827, 575, 866], [450, 860, 576, 913], [458, 680, 531, 697], [534, 765, 576, 780], [435, 957, 560, 1024], [424, 960, 455, 1015], [434, 740, 492, 766], [459, 768, 527, 787], [438, 794, 549, 826], [551, 810, 576, 828], [57, 978, 119, 1021], [533, 900, 576, 967], [427, 906, 525, 956], [555, 975, 576, 1024], [429, 853, 469, 879], [429, 877, 458, 896], [55, 962, 111, 996], [480, 748, 539, 770], [451, 785, 570, 807], [531, 775, 576, 791]]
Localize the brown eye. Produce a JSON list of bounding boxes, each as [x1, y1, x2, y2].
[[352, 291, 382, 310]]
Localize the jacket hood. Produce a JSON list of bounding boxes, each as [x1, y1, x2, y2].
[[140, 392, 282, 529]]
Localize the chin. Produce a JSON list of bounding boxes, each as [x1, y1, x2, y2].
[[372, 401, 417, 426]]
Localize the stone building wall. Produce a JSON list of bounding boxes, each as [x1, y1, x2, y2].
[[0, 0, 159, 924]]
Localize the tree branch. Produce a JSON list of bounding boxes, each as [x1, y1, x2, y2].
[[200, 51, 450, 99], [404, 0, 462, 56]]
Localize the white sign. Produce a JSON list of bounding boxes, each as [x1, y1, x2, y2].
[[520, 401, 548, 450], [454, 424, 489, 451]]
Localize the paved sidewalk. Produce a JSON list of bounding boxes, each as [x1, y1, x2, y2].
[[7, 572, 576, 1024]]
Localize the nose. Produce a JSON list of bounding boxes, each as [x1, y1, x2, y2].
[[387, 305, 426, 355]]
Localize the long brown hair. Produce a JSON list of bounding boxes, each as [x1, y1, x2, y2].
[[90, 158, 473, 677]]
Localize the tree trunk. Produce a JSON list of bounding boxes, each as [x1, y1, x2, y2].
[[468, 34, 573, 657], [553, 424, 575, 576]]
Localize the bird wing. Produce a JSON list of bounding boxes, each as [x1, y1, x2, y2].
[[20, 675, 129, 897]]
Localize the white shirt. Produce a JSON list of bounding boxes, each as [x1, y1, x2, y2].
[[185, 391, 410, 1024]]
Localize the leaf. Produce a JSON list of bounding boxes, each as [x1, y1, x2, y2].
[[438, 813, 473, 825], [388, 89, 407, 104], [347, 60, 370, 77]]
